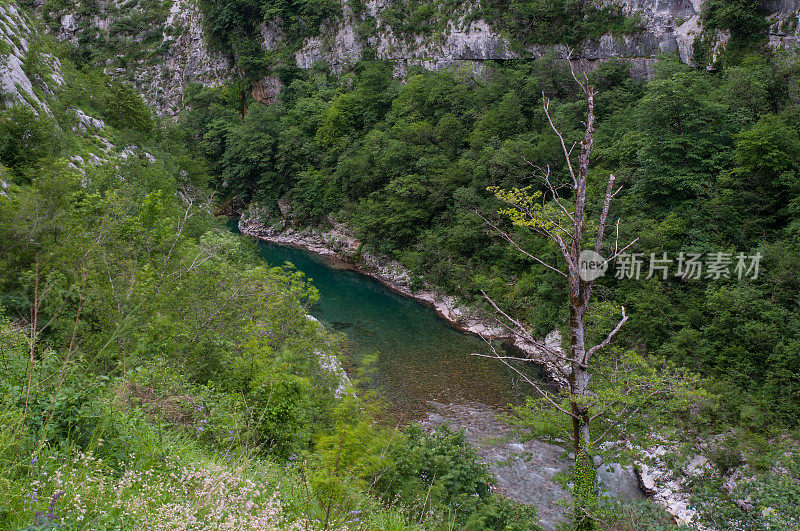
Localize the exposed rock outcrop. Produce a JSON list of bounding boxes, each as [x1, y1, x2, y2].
[[37, 0, 800, 115], [421, 406, 641, 529], [306, 315, 350, 396], [46, 0, 232, 116], [154, 0, 233, 113], [423, 401, 572, 531], [0, 2, 62, 113], [287, 0, 704, 77]]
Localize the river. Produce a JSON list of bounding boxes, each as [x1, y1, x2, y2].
[[248, 236, 539, 421]]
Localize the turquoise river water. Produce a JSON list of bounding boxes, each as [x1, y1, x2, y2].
[[244, 233, 542, 421]]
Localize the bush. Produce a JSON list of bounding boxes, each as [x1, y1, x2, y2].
[[103, 80, 154, 134], [376, 424, 540, 529], [198, 0, 340, 78], [480, 0, 640, 47], [0, 106, 60, 178]]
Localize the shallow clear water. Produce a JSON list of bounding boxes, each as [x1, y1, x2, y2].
[[242, 229, 541, 421]]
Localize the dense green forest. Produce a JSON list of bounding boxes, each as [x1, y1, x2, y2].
[[181, 50, 800, 429], [0, 18, 551, 531], [3, 0, 800, 528]]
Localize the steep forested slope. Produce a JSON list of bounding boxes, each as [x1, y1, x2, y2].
[[181, 51, 800, 428], [172, 6, 800, 526], [4, 0, 800, 528], [0, 2, 550, 529]]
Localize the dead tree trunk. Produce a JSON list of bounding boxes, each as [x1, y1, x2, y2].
[[478, 65, 636, 460]]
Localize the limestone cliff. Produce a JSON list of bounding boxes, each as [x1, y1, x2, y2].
[[32, 0, 800, 115], [1, 0, 163, 172], [0, 2, 63, 113], [46, 0, 231, 115]]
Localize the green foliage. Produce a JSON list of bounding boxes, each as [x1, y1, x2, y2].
[[702, 0, 769, 45], [509, 344, 713, 462], [307, 390, 400, 528], [378, 0, 463, 37], [0, 38, 527, 528], [694, 0, 770, 66], [628, 63, 732, 211], [219, 103, 283, 202], [379, 424, 492, 510], [375, 424, 540, 530], [749, 452, 800, 529], [712, 114, 800, 241], [185, 53, 800, 434], [479, 0, 643, 47], [595, 498, 678, 530], [691, 445, 800, 530], [6, 0, 800, 526], [571, 452, 598, 531], [0, 106, 60, 180], [39, 0, 172, 75], [103, 80, 155, 135], [198, 0, 339, 79]]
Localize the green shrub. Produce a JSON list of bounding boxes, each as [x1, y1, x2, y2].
[[695, 0, 769, 66], [0, 106, 60, 179], [198, 0, 340, 79], [480, 0, 640, 47], [375, 424, 539, 529], [103, 80, 154, 134]]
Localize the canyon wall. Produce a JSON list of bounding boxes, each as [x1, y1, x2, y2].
[[32, 0, 800, 115]]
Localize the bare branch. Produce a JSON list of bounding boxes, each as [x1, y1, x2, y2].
[[474, 338, 578, 420], [570, 59, 589, 96], [475, 210, 567, 278], [586, 306, 628, 360], [160, 194, 196, 279], [471, 353, 547, 362], [474, 350, 581, 369], [541, 166, 575, 224], [479, 290, 571, 378], [594, 173, 616, 255], [537, 192, 576, 243], [480, 289, 537, 343], [543, 94, 577, 189], [603, 236, 640, 265]]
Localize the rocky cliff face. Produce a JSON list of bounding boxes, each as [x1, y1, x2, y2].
[[35, 0, 800, 115], [47, 0, 231, 116], [768, 0, 800, 48], [288, 0, 703, 77], [0, 2, 63, 113], [1, 0, 163, 173]]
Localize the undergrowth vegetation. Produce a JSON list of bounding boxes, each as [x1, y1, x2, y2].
[[4, 1, 800, 529], [0, 7, 543, 529]]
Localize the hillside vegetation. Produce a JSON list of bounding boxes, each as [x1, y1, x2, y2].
[[0, 4, 547, 530], [175, 5, 800, 527], [184, 50, 800, 428], [3, 0, 800, 529]]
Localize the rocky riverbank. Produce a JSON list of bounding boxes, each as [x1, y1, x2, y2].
[[422, 402, 645, 531]]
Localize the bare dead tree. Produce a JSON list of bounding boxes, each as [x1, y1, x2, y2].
[[477, 65, 637, 458]]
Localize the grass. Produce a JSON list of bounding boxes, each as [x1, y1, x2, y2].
[[0, 387, 309, 530], [10, 444, 307, 529], [0, 387, 419, 531]]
